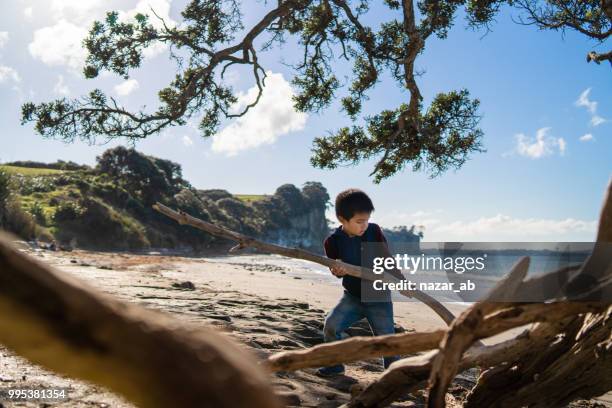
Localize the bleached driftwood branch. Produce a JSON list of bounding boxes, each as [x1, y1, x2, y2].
[[344, 316, 584, 408], [266, 299, 605, 372], [153, 202, 457, 325]]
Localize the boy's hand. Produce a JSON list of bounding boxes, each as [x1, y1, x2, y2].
[[330, 265, 349, 277]]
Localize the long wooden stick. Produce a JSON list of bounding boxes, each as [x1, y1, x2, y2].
[[0, 234, 280, 408], [265, 299, 605, 373], [267, 330, 445, 372], [153, 202, 457, 325]]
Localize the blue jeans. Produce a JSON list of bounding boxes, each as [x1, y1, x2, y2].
[[323, 291, 400, 369]]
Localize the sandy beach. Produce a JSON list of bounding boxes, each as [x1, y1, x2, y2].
[[1, 246, 610, 407]]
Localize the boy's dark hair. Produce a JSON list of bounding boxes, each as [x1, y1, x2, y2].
[[335, 189, 374, 220]]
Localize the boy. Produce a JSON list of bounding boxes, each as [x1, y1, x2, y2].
[[317, 188, 401, 377]]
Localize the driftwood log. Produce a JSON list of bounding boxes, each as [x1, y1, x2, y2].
[[426, 256, 530, 406], [455, 180, 612, 408], [266, 299, 605, 373], [0, 234, 280, 408], [154, 202, 456, 325], [344, 315, 588, 408], [346, 179, 612, 408]]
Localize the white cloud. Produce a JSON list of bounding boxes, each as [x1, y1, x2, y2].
[[410, 210, 437, 218], [28, 20, 88, 71], [557, 137, 566, 155], [370, 209, 446, 239], [211, 71, 308, 156], [53, 75, 70, 96], [28, 0, 174, 72], [50, 0, 107, 24], [120, 0, 175, 30], [27, 1, 108, 71], [579, 133, 594, 142], [182, 135, 193, 146], [0, 32, 8, 49], [47, 0, 175, 27], [24, 7, 33, 19], [575, 88, 607, 127], [374, 209, 596, 241], [575, 88, 597, 114], [114, 78, 139, 96], [590, 115, 606, 126], [431, 215, 597, 241], [0, 65, 21, 84], [515, 127, 565, 159], [118, 0, 176, 58]]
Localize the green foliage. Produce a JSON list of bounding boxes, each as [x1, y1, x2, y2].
[[252, 196, 287, 230], [2, 200, 38, 240], [54, 197, 150, 250], [53, 201, 82, 223], [91, 181, 131, 208], [83, 11, 154, 79], [181, 1, 243, 46], [19, 0, 491, 182], [96, 146, 190, 206], [174, 189, 212, 222], [2, 148, 332, 250], [383, 225, 423, 242], [13, 175, 58, 195], [29, 201, 47, 226], [0, 169, 11, 233], [509, 0, 610, 41], [292, 65, 340, 112], [217, 197, 258, 234], [274, 184, 308, 216], [20, 1, 610, 181], [217, 197, 254, 219], [301, 181, 330, 209], [0, 169, 10, 207], [312, 90, 484, 182], [0, 171, 41, 240]]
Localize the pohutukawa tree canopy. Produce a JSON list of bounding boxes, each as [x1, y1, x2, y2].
[[20, 0, 611, 182]]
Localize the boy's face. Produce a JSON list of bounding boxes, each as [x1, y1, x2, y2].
[[338, 211, 371, 237]]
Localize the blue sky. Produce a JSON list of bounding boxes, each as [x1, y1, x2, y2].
[[0, 0, 610, 241]]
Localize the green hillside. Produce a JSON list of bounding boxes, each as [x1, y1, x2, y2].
[[0, 148, 330, 251]]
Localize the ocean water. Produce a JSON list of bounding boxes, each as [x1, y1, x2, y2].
[[204, 254, 335, 279], [204, 250, 589, 303]]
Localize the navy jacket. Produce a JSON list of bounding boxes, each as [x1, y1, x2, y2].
[[323, 223, 396, 300]]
